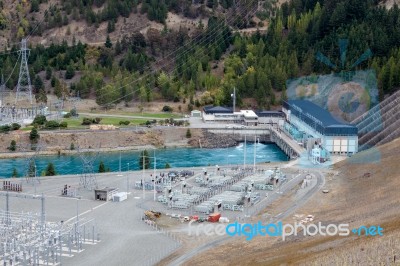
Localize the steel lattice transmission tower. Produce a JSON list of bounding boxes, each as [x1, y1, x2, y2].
[[15, 39, 33, 104], [77, 147, 99, 190]]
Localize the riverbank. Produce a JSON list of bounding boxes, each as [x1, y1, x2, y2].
[[0, 128, 242, 159], [0, 127, 194, 159]]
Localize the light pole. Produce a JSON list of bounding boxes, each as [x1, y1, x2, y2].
[[243, 135, 246, 170], [127, 163, 130, 193], [142, 154, 145, 200], [141, 152, 157, 200], [231, 87, 236, 113], [253, 135, 256, 172], [117, 151, 123, 177], [153, 149, 156, 202]]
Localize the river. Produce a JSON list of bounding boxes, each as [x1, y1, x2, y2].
[[0, 143, 288, 178]]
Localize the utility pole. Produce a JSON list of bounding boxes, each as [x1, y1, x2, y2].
[[243, 135, 246, 170], [0, 74, 4, 107], [153, 150, 156, 201], [127, 163, 130, 193], [253, 135, 256, 172], [231, 87, 236, 113], [16, 39, 33, 104], [142, 153, 145, 200], [41, 193, 45, 231]]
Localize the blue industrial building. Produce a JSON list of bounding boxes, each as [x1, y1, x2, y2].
[[282, 100, 358, 156]]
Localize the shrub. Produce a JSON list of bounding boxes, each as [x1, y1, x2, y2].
[[59, 121, 68, 128], [93, 117, 102, 124], [0, 125, 11, 133], [186, 129, 192, 138], [29, 128, 40, 143], [82, 118, 93, 125], [11, 123, 21, 130], [63, 113, 72, 118], [32, 115, 47, 125], [8, 140, 16, 151], [119, 120, 130, 125], [162, 105, 173, 112], [45, 120, 60, 129], [45, 162, 57, 176]]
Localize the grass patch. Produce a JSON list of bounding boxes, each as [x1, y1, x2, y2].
[[62, 117, 148, 129], [98, 111, 183, 119]]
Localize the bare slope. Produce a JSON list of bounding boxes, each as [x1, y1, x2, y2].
[[183, 137, 400, 265]]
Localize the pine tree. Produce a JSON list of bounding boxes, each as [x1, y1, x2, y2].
[[186, 129, 192, 138], [12, 168, 18, 178], [139, 150, 150, 169], [45, 66, 52, 80], [165, 162, 171, 169], [29, 128, 40, 144], [28, 161, 36, 177], [8, 140, 16, 151], [45, 162, 56, 176], [105, 35, 112, 48], [98, 161, 106, 173]]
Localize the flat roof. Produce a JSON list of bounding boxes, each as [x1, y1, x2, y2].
[[283, 100, 358, 135], [240, 110, 258, 118], [256, 111, 284, 117], [203, 106, 233, 114], [95, 187, 118, 193]]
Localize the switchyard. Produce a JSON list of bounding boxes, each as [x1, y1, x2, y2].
[[138, 166, 288, 219]]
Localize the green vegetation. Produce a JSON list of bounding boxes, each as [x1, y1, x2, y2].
[[98, 161, 106, 173], [0, 0, 399, 112], [12, 168, 18, 178], [0, 123, 21, 134], [28, 161, 36, 177], [165, 162, 171, 169], [186, 129, 191, 138], [139, 150, 150, 169], [29, 128, 40, 144], [8, 140, 17, 151], [0, 125, 11, 133], [45, 163, 57, 176], [32, 115, 47, 126]]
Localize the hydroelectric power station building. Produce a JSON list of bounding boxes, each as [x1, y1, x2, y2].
[[282, 100, 358, 156]]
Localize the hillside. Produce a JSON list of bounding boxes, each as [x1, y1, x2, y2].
[[1, 0, 400, 113], [184, 137, 400, 265]]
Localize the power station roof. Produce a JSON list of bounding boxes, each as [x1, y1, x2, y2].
[[203, 106, 233, 114], [283, 100, 358, 135], [256, 111, 285, 117]]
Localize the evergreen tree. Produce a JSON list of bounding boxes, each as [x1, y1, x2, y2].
[[139, 150, 150, 169], [12, 168, 18, 178], [8, 140, 16, 151], [65, 64, 75, 79], [45, 162, 56, 176], [45, 66, 52, 80], [34, 75, 44, 93], [186, 129, 192, 138], [105, 35, 112, 48], [29, 128, 40, 144], [30, 0, 39, 12], [28, 161, 36, 177], [98, 161, 106, 173], [165, 162, 171, 169]]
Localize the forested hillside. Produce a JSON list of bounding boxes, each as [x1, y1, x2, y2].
[[0, 0, 400, 111]]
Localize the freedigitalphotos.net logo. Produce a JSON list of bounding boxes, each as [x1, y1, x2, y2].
[[188, 221, 383, 241]]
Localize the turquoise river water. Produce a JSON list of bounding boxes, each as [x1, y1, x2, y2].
[[0, 143, 288, 178]]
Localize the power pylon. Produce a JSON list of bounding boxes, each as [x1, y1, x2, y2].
[[0, 74, 4, 107], [15, 39, 33, 104], [77, 147, 99, 190]]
